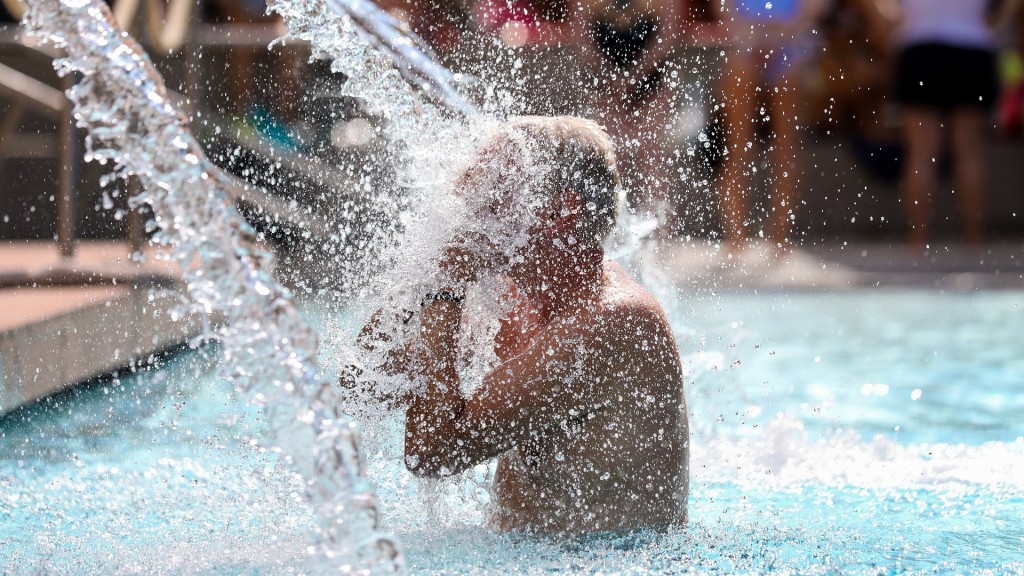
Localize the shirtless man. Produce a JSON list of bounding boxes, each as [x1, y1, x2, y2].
[[351, 116, 688, 534]]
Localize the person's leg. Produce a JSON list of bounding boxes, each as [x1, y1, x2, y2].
[[271, 36, 306, 123], [217, 0, 263, 116], [766, 70, 802, 251], [227, 49, 258, 115], [948, 107, 990, 245], [717, 51, 758, 252], [900, 107, 944, 247]]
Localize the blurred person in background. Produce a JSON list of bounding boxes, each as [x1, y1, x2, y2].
[[560, 0, 687, 222], [713, 0, 826, 259], [208, 0, 305, 149], [464, 0, 698, 226], [888, 0, 1021, 247], [381, 0, 470, 58], [812, 0, 901, 184], [471, 0, 564, 47], [997, 1, 1024, 138], [467, 0, 590, 116]]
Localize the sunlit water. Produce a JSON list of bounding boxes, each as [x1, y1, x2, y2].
[[3, 288, 1022, 574], [14, 0, 1024, 571]]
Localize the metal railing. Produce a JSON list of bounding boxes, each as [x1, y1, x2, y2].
[[0, 25, 78, 255], [0, 7, 320, 256], [1, 0, 476, 256]]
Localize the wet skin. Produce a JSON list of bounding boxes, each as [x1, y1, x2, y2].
[[485, 263, 689, 533], [403, 210, 689, 533], [348, 118, 689, 533]]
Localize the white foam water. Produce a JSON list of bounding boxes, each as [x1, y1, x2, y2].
[[692, 416, 1024, 490]]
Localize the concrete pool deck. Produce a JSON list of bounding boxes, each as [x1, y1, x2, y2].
[[645, 239, 1024, 291], [0, 240, 203, 416]]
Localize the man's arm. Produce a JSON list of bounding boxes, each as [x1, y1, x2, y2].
[[342, 234, 501, 411], [339, 306, 419, 410], [404, 299, 618, 478]]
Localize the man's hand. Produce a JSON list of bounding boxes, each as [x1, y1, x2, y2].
[[339, 307, 419, 411], [438, 231, 503, 286]]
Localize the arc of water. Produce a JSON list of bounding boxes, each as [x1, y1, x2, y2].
[[21, 0, 400, 571], [321, 0, 477, 117], [268, 0, 478, 159]]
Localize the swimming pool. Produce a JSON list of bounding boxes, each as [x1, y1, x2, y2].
[[2, 288, 1022, 574]]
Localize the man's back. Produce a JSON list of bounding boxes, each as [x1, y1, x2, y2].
[[488, 262, 689, 533]]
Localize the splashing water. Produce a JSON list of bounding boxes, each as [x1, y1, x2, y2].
[[21, 0, 399, 570], [266, 0, 629, 422], [9, 0, 1024, 569], [269, 0, 483, 291], [266, 0, 669, 548], [21, 0, 659, 567]]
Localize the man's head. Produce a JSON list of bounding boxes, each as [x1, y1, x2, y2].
[[458, 116, 621, 254], [506, 116, 621, 245]]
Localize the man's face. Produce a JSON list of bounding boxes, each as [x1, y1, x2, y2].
[[452, 137, 555, 274]]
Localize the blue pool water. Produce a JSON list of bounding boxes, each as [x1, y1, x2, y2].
[[2, 289, 1022, 574]]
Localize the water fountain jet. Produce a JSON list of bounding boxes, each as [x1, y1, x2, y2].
[[16, 0, 459, 568]]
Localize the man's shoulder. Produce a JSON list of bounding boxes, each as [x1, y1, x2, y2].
[[589, 263, 672, 338], [601, 262, 667, 315]]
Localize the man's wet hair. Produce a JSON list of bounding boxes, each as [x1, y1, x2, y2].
[[499, 116, 622, 244]]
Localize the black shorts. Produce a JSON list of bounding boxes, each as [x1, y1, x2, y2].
[[897, 43, 998, 110]]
